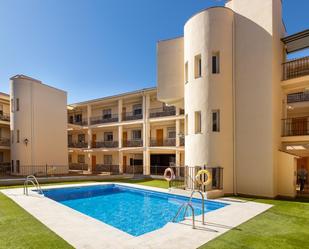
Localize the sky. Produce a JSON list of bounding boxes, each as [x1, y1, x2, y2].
[[0, 0, 308, 103]]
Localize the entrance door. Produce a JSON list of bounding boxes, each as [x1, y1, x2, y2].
[[292, 117, 307, 136], [92, 134, 96, 148], [123, 131, 128, 147], [123, 156, 127, 173], [297, 157, 308, 185], [92, 155, 96, 172], [156, 129, 163, 146]]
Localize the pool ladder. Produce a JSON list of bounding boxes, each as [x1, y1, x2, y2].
[[172, 190, 205, 229], [23, 175, 43, 196]]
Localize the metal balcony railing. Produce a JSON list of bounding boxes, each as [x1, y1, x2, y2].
[[282, 117, 309, 136], [287, 92, 309, 103], [93, 141, 118, 148], [93, 164, 120, 174], [0, 113, 10, 122], [123, 139, 143, 147], [90, 114, 118, 125], [149, 107, 176, 118], [68, 142, 88, 148], [0, 137, 10, 146], [122, 112, 143, 121], [283, 56, 309, 80], [180, 137, 185, 146], [69, 163, 88, 171], [68, 119, 88, 126], [150, 138, 176, 147]]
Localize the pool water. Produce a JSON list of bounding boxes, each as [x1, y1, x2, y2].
[[43, 184, 227, 236]]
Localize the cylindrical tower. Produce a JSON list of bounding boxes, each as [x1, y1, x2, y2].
[[184, 7, 234, 193]]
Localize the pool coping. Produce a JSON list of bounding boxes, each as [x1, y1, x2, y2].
[[1, 182, 272, 249]]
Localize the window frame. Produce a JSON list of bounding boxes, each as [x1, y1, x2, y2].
[[212, 52, 220, 74], [212, 110, 220, 132], [194, 54, 202, 79], [132, 130, 142, 140], [195, 111, 202, 134]]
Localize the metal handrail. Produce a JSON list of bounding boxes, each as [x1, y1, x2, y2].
[[172, 203, 195, 229], [184, 190, 205, 225], [23, 175, 43, 196]]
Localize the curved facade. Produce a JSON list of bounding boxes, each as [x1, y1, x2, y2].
[[184, 7, 234, 193]]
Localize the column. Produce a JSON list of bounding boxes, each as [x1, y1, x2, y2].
[[87, 128, 92, 149], [118, 125, 123, 148], [175, 150, 181, 177], [87, 104, 92, 126], [119, 151, 123, 174], [87, 152, 92, 173], [143, 149, 150, 175], [118, 99, 123, 122], [176, 119, 180, 147]]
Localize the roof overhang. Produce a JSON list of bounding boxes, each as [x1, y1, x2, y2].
[[282, 29, 309, 54]]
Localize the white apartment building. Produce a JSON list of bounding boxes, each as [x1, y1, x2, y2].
[[1, 0, 309, 198]]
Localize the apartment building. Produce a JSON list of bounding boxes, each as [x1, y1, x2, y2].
[[0, 92, 11, 174], [157, 0, 309, 198], [67, 88, 185, 176]]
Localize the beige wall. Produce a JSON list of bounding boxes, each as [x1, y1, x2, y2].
[[226, 0, 284, 197], [277, 151, 297, 197], [10, 75, 68, 174], [157, 37, 184, 107]]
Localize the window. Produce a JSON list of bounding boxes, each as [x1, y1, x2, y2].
[[11, 99, 14, 113], [185, 62, 188, 83], [195, 111, 201, 133], [103, 109, 112, 119], [16, 98, 19, 111], [11, 131, 14, 144], [212, 110, 220, 132], [212, 52, 220, 74], [11, 160, 14, 173], [132, 130, 142, 140], [185, 114, 188, 135], [78, 134, 85, 143], [167, 127, 176, 139], [104, 132, 113, 141], [16, 160, 20, 173], [133, 104, 142, 116], [194, 54, 202, 78], [0, 152, 3, 163], [104, 155, 113, 165], [78, 154, 85, 163], [75, 114, 82, 122], [16, 130, 19, 143]]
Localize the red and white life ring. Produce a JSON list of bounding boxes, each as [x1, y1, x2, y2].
[[164, 167, 175, 182]]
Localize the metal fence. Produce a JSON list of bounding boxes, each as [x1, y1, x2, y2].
[[149, 107, 176, 118], [69, 163, 88, 171], [90, 114, 118, 125], [281, 117, 309, 136], [123, 139, 143, 147], [282, 56, 309, 80], [94, 141, 118, 148], [287, 92, 309, 103], [122, 112, 143, 121], [149, 138, 176, 147], [0, 113, 10, 122], [0, 137, 10, 146], [68, 142, 88, 148], [9, 165, 69, 176], [94, 164, 120, 174]]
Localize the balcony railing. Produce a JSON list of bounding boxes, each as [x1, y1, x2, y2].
[[287, 92, 309, 103], [150, 138, 176, 147], [93, 141, 118, 148], [123, 139, 143, 147], [0, 113, 10, 122], [68, 142, 88, 148], [68, 119, 88, 126], [282, 117, 309, 136], [94, 164, 119, 174], [180, 137, 185, 146], [122, 112, 143, 121], [90, 114, 118, 125], [0, 137, 10, 146], [149, 107, 176, 118], [283, 56, 309, 80], [69, 163, 88, 171]]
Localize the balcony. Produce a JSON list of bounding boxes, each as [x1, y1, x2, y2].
[[287, 92, 309, 103], [282, 117, 309, 136], [123, 139, 143, 147], [150, 138, 176, 147], [68, 119, 87, 126], [122, 112, 143, 121], [93, 141, 118, 148], [283, 56, 309, 81], [0, 113, 10, 122], [90, 114, 118, 125], [0, 138, 10, 146], [68, 142, 88, 148], [149, 106, 176, 118]]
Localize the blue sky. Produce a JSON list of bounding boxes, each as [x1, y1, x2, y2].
[[0, 0, 308, 103]]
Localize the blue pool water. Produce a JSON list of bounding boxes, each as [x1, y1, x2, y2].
[[43, 184, 227, 236]]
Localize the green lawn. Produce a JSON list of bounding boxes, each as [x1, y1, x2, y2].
[[0, 179, 308, 249]]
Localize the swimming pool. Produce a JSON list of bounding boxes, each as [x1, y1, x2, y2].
[[42, 184, 227, 236]]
